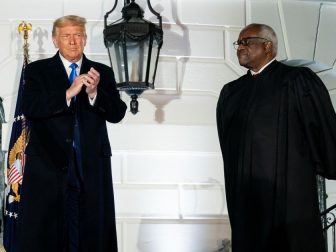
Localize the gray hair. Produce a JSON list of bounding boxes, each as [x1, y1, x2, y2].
[[246, 23, 278, 56]]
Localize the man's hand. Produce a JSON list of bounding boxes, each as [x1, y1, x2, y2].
[[66, 74, 85, 101], [84, 67, 100, 98], [66, 67, 100, 101]]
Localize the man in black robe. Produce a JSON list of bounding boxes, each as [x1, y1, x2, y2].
[[216, 23, 336, 252]]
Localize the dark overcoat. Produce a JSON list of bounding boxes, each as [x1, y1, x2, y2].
[[16, 52, 127, 252], [216, 60, 336, 252]]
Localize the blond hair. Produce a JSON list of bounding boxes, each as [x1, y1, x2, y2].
[[52, 15, 87, 36]]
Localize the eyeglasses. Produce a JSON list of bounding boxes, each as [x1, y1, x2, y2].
[[233, 37, 269, 50], [59, 33, 86, 41]]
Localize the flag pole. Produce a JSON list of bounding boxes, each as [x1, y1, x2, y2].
[[18, 21, 32, 62], [3, 21, 32, 252]]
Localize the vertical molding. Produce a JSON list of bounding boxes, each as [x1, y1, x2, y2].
[[121, 222, 126, 252], [313, 3, 323, 61], [176, 0, 182, 26], [175, 0, 182, 96], [278, 0, 290, 60], [245, 0, 251, 25], [223, 29, 229, 62], [176, 57, 181, 92], [121, 152, 127, 184], [178, 184, 183, 218]]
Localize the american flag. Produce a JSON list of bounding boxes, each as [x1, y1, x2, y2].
[[3, 53, 29, 252]]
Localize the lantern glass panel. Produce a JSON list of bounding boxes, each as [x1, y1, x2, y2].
[[126, 37, 149, 84], [148, 38, 160, 85], [108, 42, 125, 84]]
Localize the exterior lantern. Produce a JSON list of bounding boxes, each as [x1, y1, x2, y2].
[[103, 0, 163, 114]]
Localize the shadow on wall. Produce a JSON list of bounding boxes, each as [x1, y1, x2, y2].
[[141, 0, 191, 123], [282, 59, 332, 73], [136, 219, 229, 252], [282, 58, 336, 92], [86, 0, 191, 123], [33, 27, 49, 58], [135, 178, 228, 252]]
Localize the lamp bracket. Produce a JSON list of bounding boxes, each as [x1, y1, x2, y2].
[[146, 0, 162, 28], [104, 0, 162, 29], [104, 0, 118, 28]]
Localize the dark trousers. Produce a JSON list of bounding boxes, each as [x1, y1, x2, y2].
[[64, 150, 82, 252]]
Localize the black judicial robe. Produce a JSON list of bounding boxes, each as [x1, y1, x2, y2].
[[216, 60, 336, 252]]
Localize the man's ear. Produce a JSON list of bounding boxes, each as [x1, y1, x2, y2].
[[265, 41, 272, 54], [52, 37, 59, 48]]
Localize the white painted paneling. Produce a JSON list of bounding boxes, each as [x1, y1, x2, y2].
[[249, 0, 287, 60], [162, 24, 225, 58], [114, 184, 226, 218], [144, 0, 177, 25], [121, 151, 223, 184], [318, 70, 336, 91], [116, 223, 123, 252], [0, 22, 13, 65], [182, 185, 227, 216], [1, 59, 22, 103], [64, 0, 109, 20], [1, 123, 10, 152], [180, 0, 245, 27], [326, 179, 336, 208], [153, 58, 177, 90], [187, 27, 225, 58], [121, 220, 230, 252], [179, 59, 238, 94], [161, 23, 191, 56], [120, 92, 218, 124], [111, 153, 123, 183], [16, 20, 56, 57], [281, 1, 320, 60], [329, 90, 336, 109], [0, 0, 63, 20], [85, 22, 106, 55], [114, 185, 180, 217], [315, 4, 336, 67], [108, 124, 221, 152]]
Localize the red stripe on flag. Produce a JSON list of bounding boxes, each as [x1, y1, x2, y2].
[[8, 167, 22, 184]]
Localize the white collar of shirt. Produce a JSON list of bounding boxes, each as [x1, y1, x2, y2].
[[250, 58, 276, 75], [59, 53, 83, 77], [60, 54, 97, 106]]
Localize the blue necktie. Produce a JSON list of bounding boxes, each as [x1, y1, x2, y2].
[[69, 63, 78, 84], [68, 63, 83, 180]]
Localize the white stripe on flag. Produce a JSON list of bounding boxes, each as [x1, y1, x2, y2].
[[8, 167, 22, 184]]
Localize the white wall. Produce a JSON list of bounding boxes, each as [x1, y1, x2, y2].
[[1, 0, 336, 251]]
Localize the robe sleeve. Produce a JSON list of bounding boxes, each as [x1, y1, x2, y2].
[[216, 87, 225, 151], [216, 83, 235, 217], [295, 67, 336, 179], [216, 84, 231, 160]]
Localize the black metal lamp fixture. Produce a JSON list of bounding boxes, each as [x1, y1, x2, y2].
[[104, 0, 163, 114]]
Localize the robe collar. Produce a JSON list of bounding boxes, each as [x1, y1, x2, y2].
[[250, 58, 276, 75]]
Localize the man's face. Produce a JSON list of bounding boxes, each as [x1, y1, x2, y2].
[[52, 24, 87, 62], [236, 26, 270, 71]]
